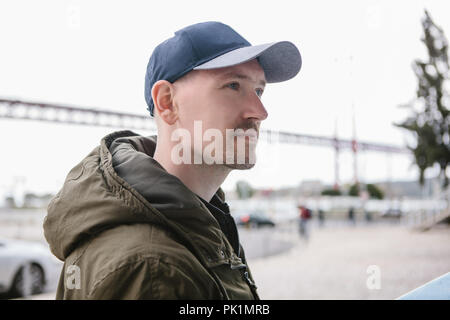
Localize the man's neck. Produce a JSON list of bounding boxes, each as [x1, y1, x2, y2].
[[153, 143, 231, 202]]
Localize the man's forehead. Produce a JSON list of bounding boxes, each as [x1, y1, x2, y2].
[[209, 60, 266, 86]]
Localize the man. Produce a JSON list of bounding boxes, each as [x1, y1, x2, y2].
[[43, 21, 301, 299]]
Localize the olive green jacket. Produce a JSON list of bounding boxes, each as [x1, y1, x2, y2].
[[43, 130, 259, 300]]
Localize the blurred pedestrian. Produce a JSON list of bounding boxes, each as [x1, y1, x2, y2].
[[298, 205, 312, 240], [318, 208, 325, 227], [348, 207, 356, 225], [364, 209, 372, 223]]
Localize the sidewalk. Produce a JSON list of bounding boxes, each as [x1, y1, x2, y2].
[[247, 223, 450, 299]]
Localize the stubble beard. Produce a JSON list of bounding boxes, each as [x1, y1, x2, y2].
[[223, 136, 257, 170]]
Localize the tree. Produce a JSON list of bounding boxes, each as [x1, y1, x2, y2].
[[366, 184, 384, 200], [321, 188, 342, 196], [235, 180, 254, 199], [395, 10, 450, 189], [348, 183, 360, 197]]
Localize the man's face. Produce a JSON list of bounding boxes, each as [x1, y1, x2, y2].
[[173, 59, 268, 169]]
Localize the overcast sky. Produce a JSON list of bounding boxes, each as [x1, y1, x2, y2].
[[1, 0, 449, 198]]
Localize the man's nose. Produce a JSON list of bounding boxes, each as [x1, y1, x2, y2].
[[242, 93, 268, 121]]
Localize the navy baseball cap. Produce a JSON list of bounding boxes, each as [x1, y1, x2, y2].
[[144, 21, 302, 116]]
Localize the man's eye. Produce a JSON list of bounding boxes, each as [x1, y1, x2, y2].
[[227, 82, 240, 90], [256, 88, 264, 97]]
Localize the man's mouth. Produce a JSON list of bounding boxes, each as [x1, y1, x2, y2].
[[232, 131, 258, 141]]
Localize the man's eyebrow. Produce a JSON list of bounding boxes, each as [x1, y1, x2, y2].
[[218, 72, 266, 87]]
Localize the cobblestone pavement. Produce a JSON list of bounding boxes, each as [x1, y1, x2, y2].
[[246, 222, 450, 299]]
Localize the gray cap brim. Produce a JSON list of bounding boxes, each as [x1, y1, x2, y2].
[[193, 41, 302, 83]]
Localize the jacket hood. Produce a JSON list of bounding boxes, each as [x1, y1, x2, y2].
[[44, 130, 232, 266]]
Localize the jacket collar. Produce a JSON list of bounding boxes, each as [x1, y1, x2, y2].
[[100, 130, 243, 268]]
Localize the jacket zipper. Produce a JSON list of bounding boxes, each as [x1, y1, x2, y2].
[[230, 263, 260, 300]]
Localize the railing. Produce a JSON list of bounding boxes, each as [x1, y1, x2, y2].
[[404, 188, 450, 230]]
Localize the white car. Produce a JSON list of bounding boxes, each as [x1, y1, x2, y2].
[[0, 238, 62, 298]]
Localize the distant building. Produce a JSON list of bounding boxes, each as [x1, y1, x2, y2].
[[374, 178, 442, 199], [224, 177, 446, 202], [0, 192, 54, 209], [23, 192, 54, 208], [298, 180, 323, 197]]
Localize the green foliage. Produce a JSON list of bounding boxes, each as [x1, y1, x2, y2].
[[395, 10, 450, 188], [348, 183, 360, 197], [321, 188, 342, 196], [366, 184, 384, 199]]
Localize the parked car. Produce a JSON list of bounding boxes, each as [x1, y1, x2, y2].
[[381, 208, 403, 218], [235, 211, 276, 228], [0, 238, 62, 298]]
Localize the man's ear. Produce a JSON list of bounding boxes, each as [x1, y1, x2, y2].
[[151, 80, 178, 125]]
